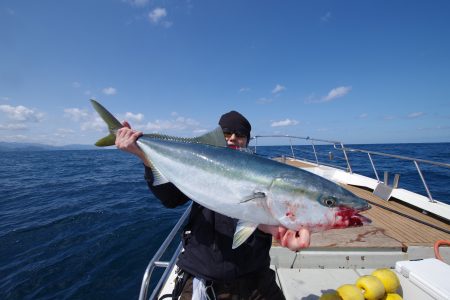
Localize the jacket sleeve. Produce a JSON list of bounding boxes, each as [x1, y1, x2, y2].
[[144, 166, 190, 208]]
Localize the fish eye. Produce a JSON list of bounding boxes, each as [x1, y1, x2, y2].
[[322, 196, 336, 207]]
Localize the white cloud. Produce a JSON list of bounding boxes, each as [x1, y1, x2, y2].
[[0, 104, 44, 122], [1, 96, 11, 101], [175, 116, 199, 126], [64, 108, 89, 121], [149, 7, 167, 23], [323, 86, 352, 101], [418, 125, 450, 131], [0, 123, 27, 130], [256, 97, 273, 104], [54, 128, 75, 138], [316, 128, 329, 132], [271, 119, 299, 127], [72, 81, 81, 88], [1, 134, 28, 142], [407, 112, 425, 119], [81, 115, 107, 132], [305, 93, 316, 103], [321, 12, 331, 22], [141, 120, 177, 131], [272, 84, 286, 94], [193, 129, 208, 134], [57, 128, 75, 134], [102, 87, 117, 95], [239, 87, 251, 93], [64, 108, 106, 132], [161, 21, 173, 28], [138, 113, 200, 132], [358, 113, 368, 119], [125, 112, 144, 122], [125, 0, 149, 7]]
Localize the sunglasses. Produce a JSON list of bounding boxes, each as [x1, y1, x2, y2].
[[222, 129, 247, 139]]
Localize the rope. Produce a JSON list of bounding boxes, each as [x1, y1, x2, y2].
[[434, 240, 450, 262]]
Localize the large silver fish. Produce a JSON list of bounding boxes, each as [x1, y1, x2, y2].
[[91, 100, 370, 248]]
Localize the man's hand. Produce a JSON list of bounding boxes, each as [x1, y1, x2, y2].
[[115, 121, 150, 166], [258, 224, 310, 251]]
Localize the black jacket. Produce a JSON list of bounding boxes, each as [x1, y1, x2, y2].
[[144, 166, 272, 282]]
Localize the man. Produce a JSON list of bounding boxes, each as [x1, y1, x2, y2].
[[116, 111, 310, 299]]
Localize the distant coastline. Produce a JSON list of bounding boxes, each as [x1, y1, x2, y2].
[[0, 142, 102, 152]]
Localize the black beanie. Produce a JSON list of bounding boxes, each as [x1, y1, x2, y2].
[[218, 110, 252, 140]]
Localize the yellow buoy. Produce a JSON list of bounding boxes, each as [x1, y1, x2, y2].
[[371, 269, 400, 293], [356, 275, 386, 300], [383, 293, 403, 300], [336, 284, 364, 300]]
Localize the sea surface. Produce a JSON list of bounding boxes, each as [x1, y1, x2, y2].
[[0, 143, 449, 299]]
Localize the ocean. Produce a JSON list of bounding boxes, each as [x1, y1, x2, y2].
[[0, 143, 449, 299]]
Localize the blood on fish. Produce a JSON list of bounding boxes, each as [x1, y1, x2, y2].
[[285, 211, 296, 221], [334, 207, 366, 228]]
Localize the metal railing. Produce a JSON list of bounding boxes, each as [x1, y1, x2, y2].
[[251, 135, 450, 203], [139, 204, 191, 300], [251, 135, 353, 173], [339, 146, 450, 203]]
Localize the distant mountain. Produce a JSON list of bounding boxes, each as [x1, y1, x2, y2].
[[0, 142, 101, 152]]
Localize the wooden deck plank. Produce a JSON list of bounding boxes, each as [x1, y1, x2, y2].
[[344, 186, 450, 239], [345, 185, 450, 246], [273, 157, 316, 168], [344, 184, 449, 229], [270, 162, 450, 248], [270, 159, 450, 249], [362, 206, 425, 242]]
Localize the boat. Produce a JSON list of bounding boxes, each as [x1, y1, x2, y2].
[[137, 135, 450, 300]]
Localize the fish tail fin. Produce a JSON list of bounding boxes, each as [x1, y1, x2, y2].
[[90, 99, 123, 147]]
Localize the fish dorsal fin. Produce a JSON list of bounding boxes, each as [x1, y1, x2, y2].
[[193, 126, 227, 147], [142, 126, 227, 147], [233, 220, 258, 249]]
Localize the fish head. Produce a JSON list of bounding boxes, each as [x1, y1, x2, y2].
[[267, 174, 371, 232]]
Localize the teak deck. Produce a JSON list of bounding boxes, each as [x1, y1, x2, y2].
[[272, 160, 450, 250], [345, 184, 450, 248]]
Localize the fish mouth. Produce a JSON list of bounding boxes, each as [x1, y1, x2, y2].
[[334, 206, 372, 228], [351, 200, 371, 213]]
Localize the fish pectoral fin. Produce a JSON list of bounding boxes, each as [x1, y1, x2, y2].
[[151, 166, 170, 186], [232, 220, 259, 249], [239, 192, 266, 203]]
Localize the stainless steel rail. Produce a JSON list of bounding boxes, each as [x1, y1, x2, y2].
[[251, 135, 450, 203], [139, 204, 191, 300], [341, 146, 450, 203], [252, 135, 353, 173], [149, 242, 183, 300]]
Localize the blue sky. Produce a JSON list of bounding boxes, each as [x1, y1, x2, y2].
[[1, 0, 449, 146]]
